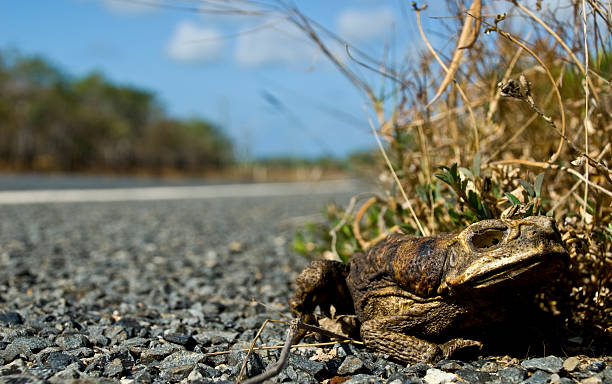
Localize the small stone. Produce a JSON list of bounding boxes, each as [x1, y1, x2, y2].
[[109, 348, 135, 373], [46, 351, 82, 371], [563, 356, 580, 372], [12, 337, 53, 354], [115, 318, 143, 338], [586, 361, 605, 372], [0, 312, 24, 325], [65, 347, 94, 358], [162, 333, 197, 350], [404, 362, 431, 378], [131, 364, 155, 382], [193, 330, 237, 345], [54, 333, 90, 349], [498, 366, 526, 383], [0, 358, 25, 375], [48, 363, 83, 381], [386, 372, 422, 384], [228, 241, 243, 253], [121, 337, 150, 356], [435, 360, 465, 372], [580, 376, 602, 384], [338, 355, 365, 375], [83, 353, 110, 374], [343, 374, 383, 383], [104, 358, 124, 377], [0, 344, 21, 362], [290, 354, 327, 381], [550, 373, 562, 384], [521, 356, 563, 373], [140, 342, 183, 364], [479, 361, 498, 373], [456, 368, 493, 383], [424, 368, 458, 384], [103, 325, 128, 344], [187, 367, 204, 381], [192, 363, 221, 379], [523, 370, 551, 384], [0, 375, 45, 384], [160, 351, 205, 371]]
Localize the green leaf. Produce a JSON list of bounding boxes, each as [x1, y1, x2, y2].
[[434, 181, 442, 200], [459, 167, 474, 181], [435, 173, 450, 185], [473, 152, 482, 178], [534, 173, 545, 197], [518, 179, 535, 197], [416, 185, 429, 203], [505, 192, 521, 205], [450, 163, 459, 183], [482, 202, 493, 219], [341, 224, 352, 237]]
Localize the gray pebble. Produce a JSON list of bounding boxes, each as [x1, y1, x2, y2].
[[338, 355, 366, 375], [12, 337, 53, 354], [586, 361, 605, 372], [103, 358, 124, 377], [0, 375, 46, 384], [497, 366, 527, 383], [0, 312, 24, 326], [290, 354, 327, 380], [521, 356, 563, 373], [54, 333, 90, 349], [65, 347, 95, 358], [45, 351, 83, 371], [343, 373, 384, 383], [162, 333, 196, 349], [103, 325, 127, 344], [159, 351, 205, 371], [193, 330, 238, 345], [140, 342, 183, 364], [0, 358, 26, 376], [386, 372, 424, 384], [523, 370, 551, 384], [456, 368, 494, 382], [435, 359, 469, 372], [404, 362, 431, 378]]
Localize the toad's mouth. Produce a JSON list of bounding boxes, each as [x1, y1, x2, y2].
[[467, 258, 545, 289]]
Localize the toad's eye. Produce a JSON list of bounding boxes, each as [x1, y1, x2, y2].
[[470, 228, 507, 250]]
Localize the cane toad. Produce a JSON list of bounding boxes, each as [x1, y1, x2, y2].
[[290, 216, 568, 363]]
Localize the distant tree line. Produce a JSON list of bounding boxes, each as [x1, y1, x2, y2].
[[0, 51, 234, 173]]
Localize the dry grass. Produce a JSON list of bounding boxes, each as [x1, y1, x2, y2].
[[286, 0, 611, 350]]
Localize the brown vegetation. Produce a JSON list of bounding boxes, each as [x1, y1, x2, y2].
[[282, 0, 611, 350]]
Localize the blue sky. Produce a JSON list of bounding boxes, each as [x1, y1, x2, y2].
[[0, 0, 454, 159]]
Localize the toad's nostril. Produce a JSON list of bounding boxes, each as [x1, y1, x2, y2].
[[470, 228, 507, 250]]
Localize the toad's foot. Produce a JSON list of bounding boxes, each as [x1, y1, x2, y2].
[[361, 317, 482, 363], [289, 260, 354, 341]]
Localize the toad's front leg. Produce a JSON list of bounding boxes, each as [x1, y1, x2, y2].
[[360, 317, 482, 363], [290, 260, 354, 323]]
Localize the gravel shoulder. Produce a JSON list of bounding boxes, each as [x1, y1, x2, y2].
[[0, 188, 609, 383]]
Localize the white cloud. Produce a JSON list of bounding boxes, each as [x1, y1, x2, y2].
[[166, 21, 225, 64], [337, 8, 395, 43], [102, 0, 154, 14], [234, 19, 317, 67]]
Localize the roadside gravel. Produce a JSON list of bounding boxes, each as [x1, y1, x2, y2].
[[0, 191, 609, 383]]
